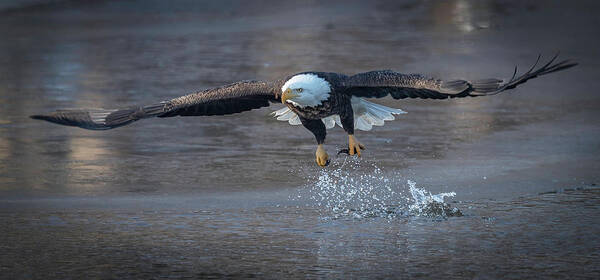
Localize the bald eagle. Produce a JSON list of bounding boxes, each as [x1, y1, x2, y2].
[[31, 54, 576, 166]]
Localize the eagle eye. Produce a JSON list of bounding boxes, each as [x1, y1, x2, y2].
[[297, 88, 303, 92]]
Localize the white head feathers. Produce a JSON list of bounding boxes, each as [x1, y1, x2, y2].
[[281, 74, 331, 107]]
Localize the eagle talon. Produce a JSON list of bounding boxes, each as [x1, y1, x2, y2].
[[348, 135, 365, 156], [315, 144, 329, 167]]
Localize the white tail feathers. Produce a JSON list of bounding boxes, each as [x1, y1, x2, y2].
[[321, 115, 342, 129], [271, 97, 405, 131]]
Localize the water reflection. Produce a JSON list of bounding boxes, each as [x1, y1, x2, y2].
[[429, 0, 492, 33], [65, 136, 115, 188], [0, 130, 15, 187]]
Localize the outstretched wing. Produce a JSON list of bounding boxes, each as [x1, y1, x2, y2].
[[31, 80, 281, 130], [344, 54, 577, 100]]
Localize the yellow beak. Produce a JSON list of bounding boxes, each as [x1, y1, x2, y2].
[[281, 88, 300, 104]]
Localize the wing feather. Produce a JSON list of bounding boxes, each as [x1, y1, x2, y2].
[[159, 80, 279, 117], [31, 80, 280, 130], [344, 54, 577, 99]]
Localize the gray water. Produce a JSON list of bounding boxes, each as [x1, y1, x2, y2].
[[1, 0, 600, 278]]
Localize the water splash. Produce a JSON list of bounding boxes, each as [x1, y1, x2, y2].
[[407, 180, 462, 218], [293, 158, 461, 219]]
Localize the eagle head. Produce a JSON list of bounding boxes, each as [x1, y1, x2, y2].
[[281, 74, 331, 108]]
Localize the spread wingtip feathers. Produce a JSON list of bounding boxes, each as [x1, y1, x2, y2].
[[472, 53, 578, 95]]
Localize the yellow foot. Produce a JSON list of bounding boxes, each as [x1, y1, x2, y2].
[[348, 135, 365, 156], [315, 144, 329, 167]]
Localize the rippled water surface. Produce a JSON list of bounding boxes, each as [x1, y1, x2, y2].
[[1, 0, 599, 278]]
